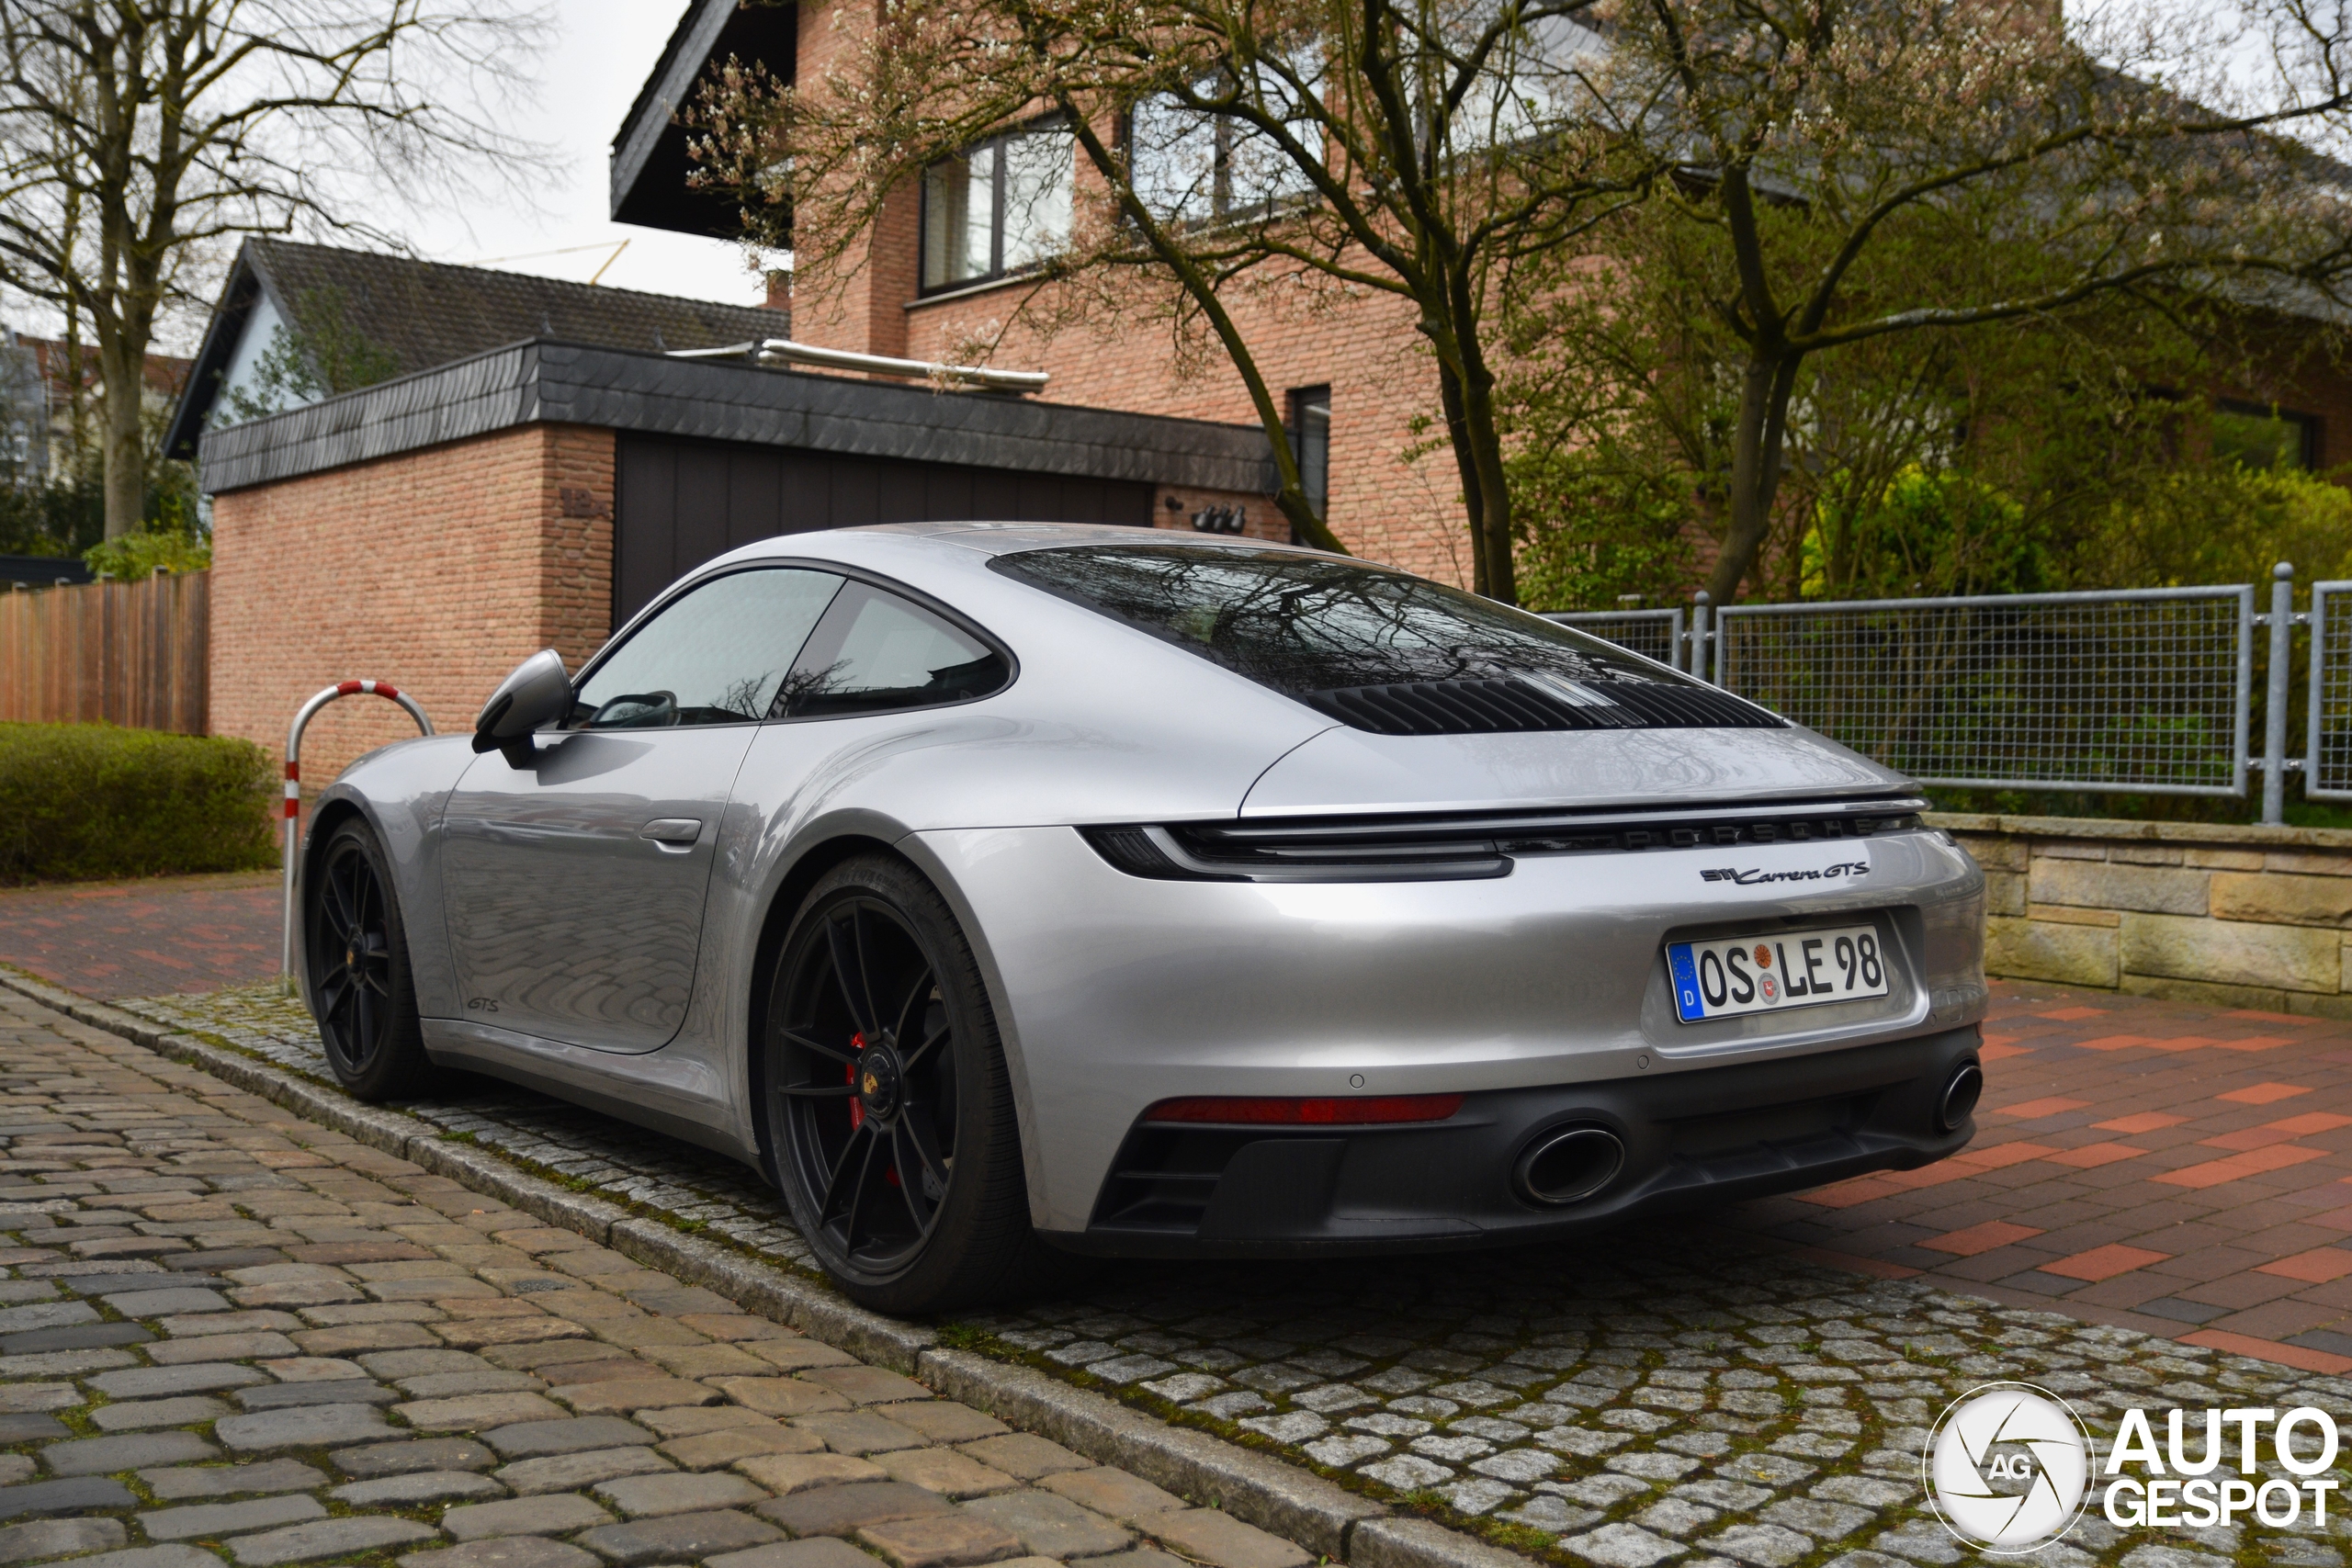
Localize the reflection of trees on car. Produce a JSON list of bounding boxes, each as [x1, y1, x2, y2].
[[994, 546, 1683, 695]]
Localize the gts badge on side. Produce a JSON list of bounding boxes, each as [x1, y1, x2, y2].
[[1701, 862, 1868, 886]]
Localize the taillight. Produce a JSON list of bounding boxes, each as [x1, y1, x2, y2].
[[1141, 1094, 1463, 1125]]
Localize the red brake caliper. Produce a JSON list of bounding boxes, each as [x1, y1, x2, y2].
[[846, 1032, 865, 1130]]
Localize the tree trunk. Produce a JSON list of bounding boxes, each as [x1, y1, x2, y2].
[[98, 351, 143, 539], [1453, 355, 1518, 606], [1435, 361, 1495, 598], [1706, 351, 1800, 603]]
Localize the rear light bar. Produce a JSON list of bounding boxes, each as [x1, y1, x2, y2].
[[1082, 796, 1929, 884], [1141, 1094, 1464, 1125]]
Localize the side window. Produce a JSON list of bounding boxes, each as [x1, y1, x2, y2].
[[777, 581, 1010, 719], [573, 569, 843, 728]]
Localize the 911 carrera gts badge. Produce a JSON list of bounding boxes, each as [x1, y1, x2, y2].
[[1701, 862, 1869, 885]]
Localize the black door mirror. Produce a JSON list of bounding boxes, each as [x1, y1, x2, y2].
[[473, 649, 571, 767]]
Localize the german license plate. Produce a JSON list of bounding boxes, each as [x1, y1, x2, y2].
[[1668, 924, 1889, 1022]]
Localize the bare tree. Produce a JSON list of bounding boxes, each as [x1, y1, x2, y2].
[[1602, 0, 2352, 602], [0, 0, 548, 538], [685, 0, 1668, 601]]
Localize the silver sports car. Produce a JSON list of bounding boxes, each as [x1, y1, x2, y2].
[[302, 523, 1987, 1314]]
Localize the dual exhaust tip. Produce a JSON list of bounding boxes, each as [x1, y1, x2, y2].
[[1939, 1061, 1983, 1134], [1511, 1057, 1982, 1208], [1514, 1124, 1624, 1207]]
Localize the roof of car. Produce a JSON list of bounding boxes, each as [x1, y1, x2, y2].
[[837, 521, 1338, 559]]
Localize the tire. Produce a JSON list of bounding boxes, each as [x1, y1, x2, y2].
[[760, 853, 1061, 1314], [307, 818, 431, 1101]]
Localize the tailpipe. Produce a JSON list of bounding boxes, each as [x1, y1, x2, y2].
[[1513, 1124, 1625, 1207], [1937, 1061, 1984, 1134]]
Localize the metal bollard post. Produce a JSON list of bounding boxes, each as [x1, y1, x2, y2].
[[282, 682, 434, 995], [1691, 592, 1713, 686], [2265, 562, 2295, 826]]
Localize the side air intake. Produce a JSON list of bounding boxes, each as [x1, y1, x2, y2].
[[1302, 677, 1782, 737]]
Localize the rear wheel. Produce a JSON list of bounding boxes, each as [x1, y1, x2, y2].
[[307, 818, 430, 1101], [761, 854, 1054, 1314]]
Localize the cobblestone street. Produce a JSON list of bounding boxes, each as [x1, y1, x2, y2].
[[0, 987, 1317, 1568], [14, 975, 2339, 1568]]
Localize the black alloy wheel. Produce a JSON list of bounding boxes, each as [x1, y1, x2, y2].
[[307, 819, 429, 1100], [763, 855, 1059, 1314]]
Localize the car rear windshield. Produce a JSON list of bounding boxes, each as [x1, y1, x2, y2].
[[988, 543, 1686, 694]]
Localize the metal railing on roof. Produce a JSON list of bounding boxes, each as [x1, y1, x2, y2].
[[666, 337, 1049, 393]]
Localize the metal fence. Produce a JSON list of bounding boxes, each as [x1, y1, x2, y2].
[[2307, 580, 2352, 802], [1713, 588, 2253, 796], [1546, 572, 2352, 820], [1545, 608, 1685, 671]]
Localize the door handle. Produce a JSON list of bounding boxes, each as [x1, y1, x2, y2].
[[639, 818, 703, 848]]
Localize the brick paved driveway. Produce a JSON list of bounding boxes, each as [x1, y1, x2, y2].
[[1749, 987, 2352, 1371], [64, 980, 2352, 1568], [0, 874, 279, 999], [0, 986, 1315, 1568]]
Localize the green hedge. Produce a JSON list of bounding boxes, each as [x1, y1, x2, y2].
[[0, 723, 277, 885]]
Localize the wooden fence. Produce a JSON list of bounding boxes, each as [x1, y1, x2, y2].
[[0, 570, 209, 733]]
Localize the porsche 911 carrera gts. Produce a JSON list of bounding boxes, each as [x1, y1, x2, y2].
[[300, 523, 1986, 1313]]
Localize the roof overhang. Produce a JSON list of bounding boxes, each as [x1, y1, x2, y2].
[[611, 0, 796, 238], [163, 245, 271, 460], [193, 340, 1279, 498]]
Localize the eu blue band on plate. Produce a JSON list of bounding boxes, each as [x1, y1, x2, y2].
[[1667, 943, 1702, 1023]]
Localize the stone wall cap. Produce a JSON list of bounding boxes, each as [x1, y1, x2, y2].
[[1925, 811, 2352, 852]]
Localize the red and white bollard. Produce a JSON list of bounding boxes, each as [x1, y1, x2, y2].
[[283, 681, 434, 991]]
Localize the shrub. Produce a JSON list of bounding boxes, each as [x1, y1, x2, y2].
[[0, 724, 277, 885]]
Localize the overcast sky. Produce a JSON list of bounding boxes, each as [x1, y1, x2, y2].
[[3, 1, 761, 349], [405, 0, 763, 309]]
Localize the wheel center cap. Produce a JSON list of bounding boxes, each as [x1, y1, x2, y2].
[[345, 946, 356, 969], [858, 1044, 904, 1122]]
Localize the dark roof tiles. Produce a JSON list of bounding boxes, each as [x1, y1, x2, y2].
[[243, 239, 782, 376]]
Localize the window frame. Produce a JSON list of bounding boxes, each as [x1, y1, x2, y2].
[[567, 564, 846, 732], [917, 113, 1075, 297], [1288, 384, 1330, 540], [569, 560, 1020, 732], [2215, 398, 2321, 471], [1122, 50, 1329, 232]]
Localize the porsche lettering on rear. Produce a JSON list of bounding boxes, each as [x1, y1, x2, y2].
[[1700, 862, 1871, 885]]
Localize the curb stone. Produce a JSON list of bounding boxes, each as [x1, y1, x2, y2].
[[918, 1348, 1380, 1559], [0, 966, 1476, 1568]]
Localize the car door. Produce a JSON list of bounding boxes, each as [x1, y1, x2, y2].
[[439, 566, 844, 1052]]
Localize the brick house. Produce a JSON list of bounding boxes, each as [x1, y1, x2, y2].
[[170, 243, 1278, 776], [612, 0, 2352, 595]]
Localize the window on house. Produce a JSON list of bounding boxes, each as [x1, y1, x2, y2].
[[920, 119, 1075, 293], [2213, 400, 2318, 471], [1129, 52, 1325, 225], [1290, 386, 1329, 542]]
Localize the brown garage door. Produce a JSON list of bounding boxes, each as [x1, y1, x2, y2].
[[614, 433, 1153, 624]]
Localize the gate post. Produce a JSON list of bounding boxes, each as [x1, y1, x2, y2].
[[2265, 563, 2295, 827], [282, 682, 434, 993]]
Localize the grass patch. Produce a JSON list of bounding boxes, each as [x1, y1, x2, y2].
[[0, 722, 275, 884]]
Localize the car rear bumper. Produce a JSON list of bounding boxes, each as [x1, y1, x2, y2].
[[1046, 1024, 1981, 1258]]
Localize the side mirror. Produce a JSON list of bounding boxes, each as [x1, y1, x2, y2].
[[473, 649, 571, 767]]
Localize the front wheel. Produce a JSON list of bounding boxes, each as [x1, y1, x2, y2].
[[307, 818, 430, 1101], [761, 854, 1055, 1314]]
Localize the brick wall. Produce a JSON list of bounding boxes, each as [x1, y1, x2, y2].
[[209, 424, 616, 783], [1944, 812, 2352, 1018], [1150, 484, 1291, 543], [904, 267, 1472, 584]]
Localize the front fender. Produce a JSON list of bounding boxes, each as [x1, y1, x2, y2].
[[305, 734, 476, 1019]]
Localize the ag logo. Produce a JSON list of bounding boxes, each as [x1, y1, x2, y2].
[[1924, 1382, 2092, 1552]]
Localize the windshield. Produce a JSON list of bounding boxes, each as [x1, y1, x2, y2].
[[988, 544, 1686, 696]]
